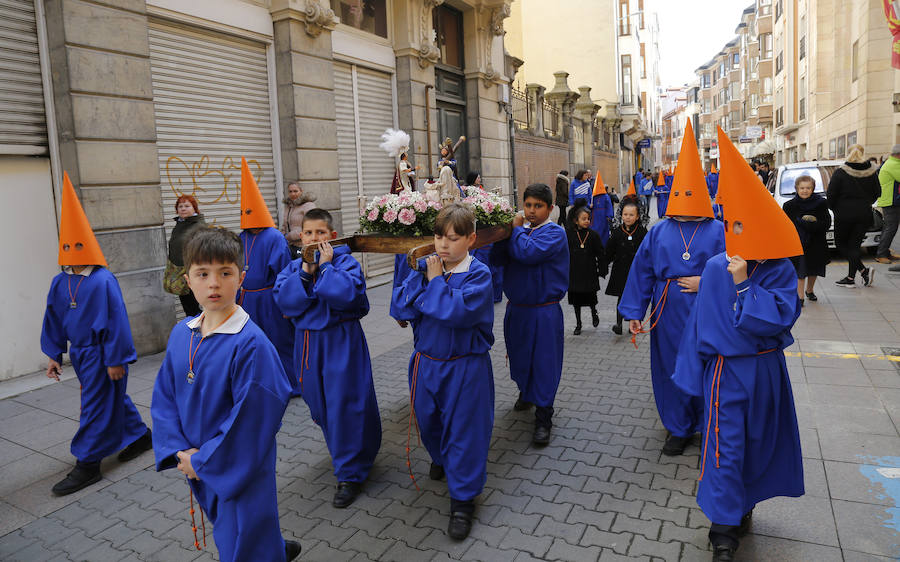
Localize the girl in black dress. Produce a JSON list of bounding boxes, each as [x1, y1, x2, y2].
[[605, 200, 648, 334], [567, 201, 606, 335], [782, 174, 831, 305]]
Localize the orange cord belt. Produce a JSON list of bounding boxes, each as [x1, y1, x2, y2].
[[630, 279, 673, 349], [406, 351, 471, 490], [237, 285, 273, 306], [698, 349, 776, 482]]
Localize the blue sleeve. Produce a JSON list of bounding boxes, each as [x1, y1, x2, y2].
[[617, 230, 656, 321], [40, 280, 66, 363], [190, 341, 288, 501], [315, 256, 366, 310], [733, 264, 799, 337], [413, 267, 493, 328], [273, 261, 316, 317], [100, 276, 137, 367], [150, 347, 193, 471], [508, 226, 564, 265], [390, 269, 426, 322], [568, 181, 576, 206]]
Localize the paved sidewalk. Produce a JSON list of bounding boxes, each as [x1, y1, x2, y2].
[[2, 260, 900, 561]]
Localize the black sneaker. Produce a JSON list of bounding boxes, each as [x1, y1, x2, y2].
[[739, 510, 753, 535], [805, 291, 817, 301], [611, 324, 623, 335], [447, 512, 473, 540], [662, 434, 691, 456], [862, 267, 875, 287], [532, 425, 551, 446], [712, 544, 736, 562], [591, 311, 600, 327], [51, 461, 101, 496], [573, 325, 582, 335], [285, 539, 302, 561], [332, 481, 361, 508], [117, 429, 152, 462], [835, 276, 856, 287], [429, 463, 445, 481], [513, 394, 533, 411]]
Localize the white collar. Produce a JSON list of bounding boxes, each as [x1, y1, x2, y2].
[[186, 306, 250, 335], [443, 254, 473, 274], [527, 216, 553, 229], [63, 266, 95, 277]]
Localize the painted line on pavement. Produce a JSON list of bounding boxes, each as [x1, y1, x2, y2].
[[784, 351, 900, 362]]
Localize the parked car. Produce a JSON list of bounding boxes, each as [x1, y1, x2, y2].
[[766, 160, 881, 250]]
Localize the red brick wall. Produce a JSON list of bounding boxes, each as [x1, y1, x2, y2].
[[593, 150, 618, 192], [514, 131, 569, 206]]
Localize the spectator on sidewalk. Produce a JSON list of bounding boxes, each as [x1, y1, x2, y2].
[[282, 181, 317, 260], [165, 195, 206, 316], [782, 175, 830, 305], [827, 144, 881, 287], [555, 170, 570, 225], [568, 169, 592, 207], [876, 145, 900, 264]]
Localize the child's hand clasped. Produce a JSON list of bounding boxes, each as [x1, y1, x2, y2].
[[677, 276, 701, 293], [727, 255, 749, 285], [425, 255, 443, 281], [176, 448, 200, 480], [317, 242, 334, 265]]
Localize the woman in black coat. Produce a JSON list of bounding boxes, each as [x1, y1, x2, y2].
[[567, 201, 606, 335], [782, 175, 831, 304], [827, 145, 881, 287], [605, 199, 647, 335], [166, 195, 206, 316]]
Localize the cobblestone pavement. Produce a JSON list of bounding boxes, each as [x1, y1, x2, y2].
[[3, 259, 900, 561]]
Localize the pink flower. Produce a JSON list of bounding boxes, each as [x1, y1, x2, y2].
[[398, 208, 416, 225], [375, 195, 389, 207], [482, 201, 495, 213], [413, 199, 428, 212], [429, 200, 443, 210], [500, 201, 512, 212], [383, 209, 398, 223], [367, 208, 379, 221]]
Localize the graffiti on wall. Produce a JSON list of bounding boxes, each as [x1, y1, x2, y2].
[[164, 155, 264, 205]]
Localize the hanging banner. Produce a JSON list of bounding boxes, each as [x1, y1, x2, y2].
[[884, 0, 900, 69]]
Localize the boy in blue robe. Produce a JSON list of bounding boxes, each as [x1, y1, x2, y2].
[[151, 227, 300, 562], [491, 183, 569, 446], [273, 209, 382, 508], [41, 172, 152, 496], [619, 120, 725, 456], [238, 158, 298, 396], [391, 203, 495, 541], [707, 168, 724, 221], [589, 177, 615, 246], [672, 129, 804, 562]]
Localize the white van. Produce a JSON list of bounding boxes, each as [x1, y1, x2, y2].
[[766, 160, 881, 250]]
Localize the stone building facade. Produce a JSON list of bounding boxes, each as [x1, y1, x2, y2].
[[1, 0, 516, 381]]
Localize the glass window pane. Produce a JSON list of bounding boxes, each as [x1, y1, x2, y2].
[[332, 0, 388, 38], [779, 167, 824, 196]]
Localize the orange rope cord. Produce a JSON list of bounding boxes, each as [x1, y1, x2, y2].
[[630, 279, 673, 349], [677, 222, 702, 256], [407, 352, 422, 491], [299, 329, 310, 391], [188, 486, 207, 550], [66, 275, 86, 307], [698, 355, 724, 482]]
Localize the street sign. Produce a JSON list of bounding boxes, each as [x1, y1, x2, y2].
[[746, 125, 763, 139], [637, 138, 651, 148], [739, 136, 753, 143], [709, 149, 720, 158]]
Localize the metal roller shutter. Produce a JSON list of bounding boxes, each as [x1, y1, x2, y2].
[[333, 61, 396, 277], [148, 20, 278, 240], [0, 0, 47, 155]]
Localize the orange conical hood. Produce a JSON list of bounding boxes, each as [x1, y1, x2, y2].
[[591, 171, 607, 196], [58, 172, 107, 267], [657, 171, 666, 186], [240, 157, 275, 229], [716, 127, 802, 260], [626, 177, 637, 196], [711, 163, 718, 174], [666, 120, 714, 218]]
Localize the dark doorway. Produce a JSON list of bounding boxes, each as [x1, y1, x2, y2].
[[433, 5, 467, 180]]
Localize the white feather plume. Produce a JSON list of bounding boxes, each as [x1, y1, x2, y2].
[[379, 128, 410, 158]]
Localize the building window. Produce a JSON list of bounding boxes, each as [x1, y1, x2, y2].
[[331, 0, 388, 38], [720, 61, 727, 77], [775, 0, 783, 21], [702, 73, 711, 88], [762, 76, 773, 102], [638, 0, 645, 28], [852, 40, 859, 82], [776, 107, 783, 127], [760, 33, 773, 59], [848, 130, 858, 146], [730, 110, 741, 127], [621, 55, 633, 105], [799, 36, 806, 60], [640, 43, 646, 78], [799, 15, 806, 60], [799, 77, 806, 120], [619, 0, 630, 35], [829, 138, 837, 158], [759, 0, 771, 16], [817, 143, 823, 159], [749, 94, 759, 116], [750, 56, 758, 78], [730, 82, 740, 99], [733, 52, 740, 69], [433, 5, 464, 68], [837, 135, 846, 158], [775, 51, 783, 75]]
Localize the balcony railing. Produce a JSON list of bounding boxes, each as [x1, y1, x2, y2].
[[511, 87, 531, 131], [543, 101, 560, 137]]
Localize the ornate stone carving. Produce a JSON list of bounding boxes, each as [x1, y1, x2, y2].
[[300, 0, 338, 37], [490, 3, 511, 36], [417, 0, 445, 68]]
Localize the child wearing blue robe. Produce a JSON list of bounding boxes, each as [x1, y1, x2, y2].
[[239, 227, 297, 396], [391, 203, 495, 540], [568, 170, 593, 207], [618, 218, 725, 453], [472, 244, 504, 303], [151, 227, 299, 562], [491, 183, 569, 445], [673, 255, 803, 559], [655, 175, 672, 217], [590, 191, 615, 245], [707, 172, 724, 220], [273, 209, 381, 508], [42, 266, 152, 495]]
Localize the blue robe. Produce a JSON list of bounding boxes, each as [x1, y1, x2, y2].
[[618, 218, 726, 438], [273, 246, 381, 483], [656, 176, 672, 218], [151, 309, 290, 562], [590, 193, 615, 246], [707, 173, 724, 220], [569, 179, 593, 207], [239, 228, 297, 396], [41, 268, 148, 463], [639, 178, 654, 197], [390, 257, 495, 501], [472, 245, 504, 303], [672, 255, 804, 525], [491, 222, 569, 408]]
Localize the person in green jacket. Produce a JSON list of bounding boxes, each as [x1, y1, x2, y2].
[[877, 145, 900, 265]]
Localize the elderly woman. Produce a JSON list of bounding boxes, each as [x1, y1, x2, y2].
[[165, 194, 205, 316], [282, 181, 317, 259]]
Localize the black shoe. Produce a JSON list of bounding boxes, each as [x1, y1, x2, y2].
[[835, 276, 856, 287], [285, 539, 302, 561], [662, 434, 691, 456], [117, 429, 152, 462], [805, 291, 817, 302], [429, 462, 445, 481], [332, 481, 362, 508], [738, 510, 753, 535], [447, 512, 473, 540], [533, 425, 551, 446], [591, 311, 600, 327], [611, 323, 623, 335], [862, 267, 875, 287], [513, 394, 533, 411], [712, 544, 736, 562], [573, 325, 582, 335], [51, 461, 101, 496], [800, 299, 804, 308]]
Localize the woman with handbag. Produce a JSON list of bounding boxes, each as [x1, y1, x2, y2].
[[164, 195, 205, 315]]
